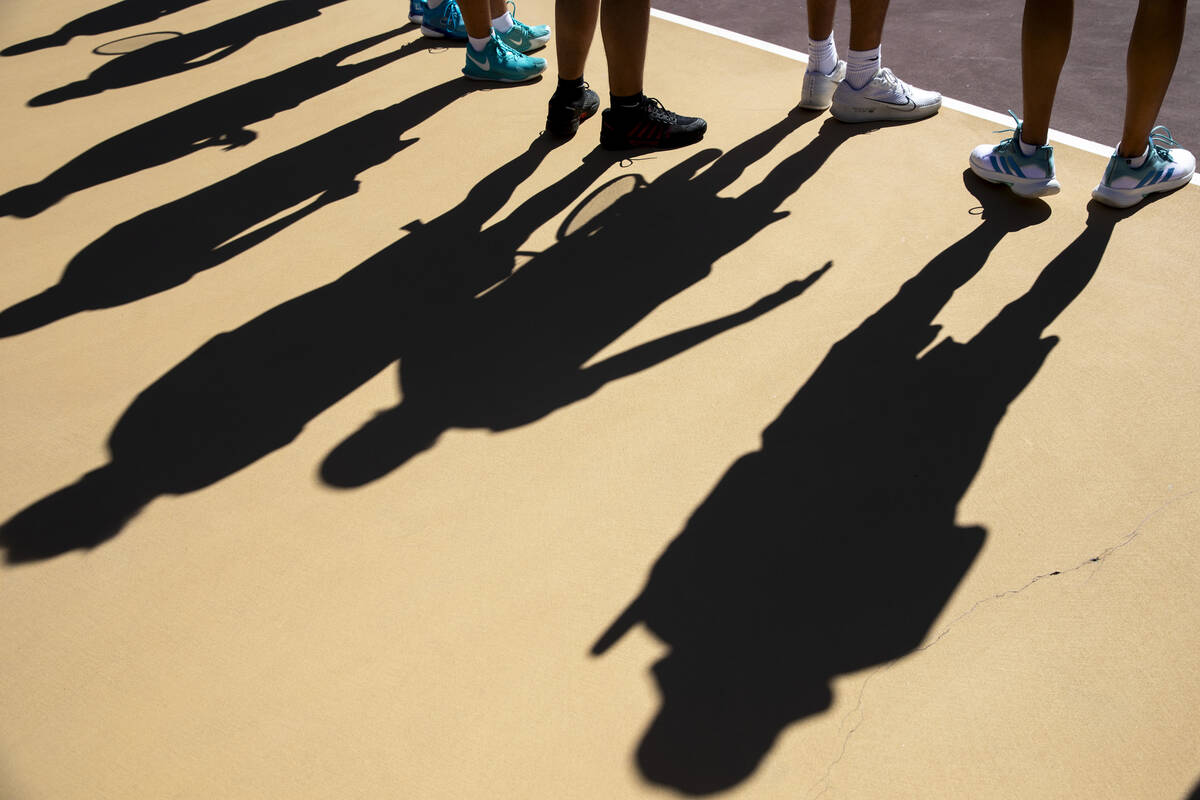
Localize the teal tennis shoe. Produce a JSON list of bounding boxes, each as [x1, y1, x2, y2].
[[969, 111, 1060, 198], [421, 0, 466, 39], [1092, 127, 1195, 208], [497, 3, 550, 52], [462, 33, 546, 83]]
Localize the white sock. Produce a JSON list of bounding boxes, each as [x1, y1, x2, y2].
[[1018, 138, 1039, 157], [492, 11, 514, 33], [1123, 145, 1150, 168], [846, 46, 880, 90], [807, 33, 837, 75], [468, 33, 491, 51], [427, 0, 443, 8]]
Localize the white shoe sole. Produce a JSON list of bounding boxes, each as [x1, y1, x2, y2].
[[1091, 170, 1194, 208], [831, 96, 941, 123], [969, 158, 1060, 198]]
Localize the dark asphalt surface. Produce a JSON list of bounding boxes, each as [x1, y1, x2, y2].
[[656, 0, 1198, 151]]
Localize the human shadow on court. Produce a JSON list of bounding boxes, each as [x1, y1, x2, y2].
[[1, 111, 856, 562], [1, 28, 433, 219], [28, 0, 351, 106], [591, 177, 1136, 795], [2, 0, 212, 56], [0, 77, 469, 338], [318, 114, 896, 486], [0, 135, 608, 562]]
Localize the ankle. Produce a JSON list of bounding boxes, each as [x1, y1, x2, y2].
[[552, 76, 585, 103], [610, 91, 644, 110], [1116, 142, 1149, 163]]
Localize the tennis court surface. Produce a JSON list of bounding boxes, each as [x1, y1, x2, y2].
[[2, 1, 1199, 797]]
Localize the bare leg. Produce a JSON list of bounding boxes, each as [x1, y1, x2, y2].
[[600, 0, 650, 95], [807, 0, 836, 40], [489, 0, 507, 17], [1020, 0, 1073, 146], [458, 0, 492, 39], [556, 0, 600, 79], [847, 0, 889, 51], [1118, 0, 1186, 156]]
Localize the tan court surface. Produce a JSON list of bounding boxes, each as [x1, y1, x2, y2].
[[2, 1, 1199, 798]]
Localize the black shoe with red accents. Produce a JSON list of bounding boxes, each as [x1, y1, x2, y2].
[[599, 95, 707, 150], [546, 84, 601, 137]]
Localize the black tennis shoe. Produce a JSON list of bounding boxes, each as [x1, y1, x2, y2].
[[599, 95, 706, 150], [546, 84, 600, 137]]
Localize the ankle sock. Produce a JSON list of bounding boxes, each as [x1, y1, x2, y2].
[[1122, 145, 1150, 168], [1018, 138, 1039, 157], [553, 76, 585, 103], [468, 33, 490, 51], [610, 91, 644, 110], [845, 46, 881, 90], [808, 33, 838, 75], [491, 11, 513, 33], [427, 0, 444, 8]]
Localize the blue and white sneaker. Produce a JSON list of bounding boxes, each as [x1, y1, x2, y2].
[[421, 0, 467, 39], [1092, 126, 1195, 209], [969, 111, 1060, 198], [409, 0, 427, 24], [462, 33, 546, 83], [496, 3, 550, 53]]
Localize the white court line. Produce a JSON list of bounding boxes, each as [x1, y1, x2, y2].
[[651, 8, 1200, 185]]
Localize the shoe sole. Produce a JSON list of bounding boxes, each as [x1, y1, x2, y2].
[[599, 128, 707, 150], [969, 159, 1060, 198], [421, 24, 465, 39], [462, 66, 546, 83], [1091, 170, 1194, 208], [830, 98, 941, 123], [409, 12, 423, 23]]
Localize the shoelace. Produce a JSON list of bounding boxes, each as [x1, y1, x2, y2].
[[1148, 125, 1180, 160], [642, 97, 678, 124], [874, 67, 901, 92], [441, 0, 463, 27], [491, 34, 521, 62], [991, 109, 1030, 155]]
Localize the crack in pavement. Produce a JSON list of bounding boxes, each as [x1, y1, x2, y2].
[[804, 489, 1197, 800]]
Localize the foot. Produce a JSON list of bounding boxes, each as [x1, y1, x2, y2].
[[546, 83, 600, 137], [830, 67, 941, 123], [798, 60, 845, 111], [409, 0, 427, 24], [496, 2, 550, 53], [969, 111, 1060, 199], [599, 95, 707, 150], [421, 0, 466, 39], [462, 33, 546, 83], [1091, 127, 1195, 209]]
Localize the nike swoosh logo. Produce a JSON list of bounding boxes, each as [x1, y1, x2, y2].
[[467, 51, 490, 71]]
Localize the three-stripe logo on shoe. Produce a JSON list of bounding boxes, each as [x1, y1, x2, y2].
[[1135, 167, 1175, 189], [989, 155, 1028, 178]]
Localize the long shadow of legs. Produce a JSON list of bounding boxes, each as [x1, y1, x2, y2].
[[3, 0, 213, 56], [28, 0, 352, 106], [0, 136, 608, 563], [1, 28, 434, 218], [320, 113, 886, 487], [0, 78, 474, 338], [590, 176, 1134, 795]]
